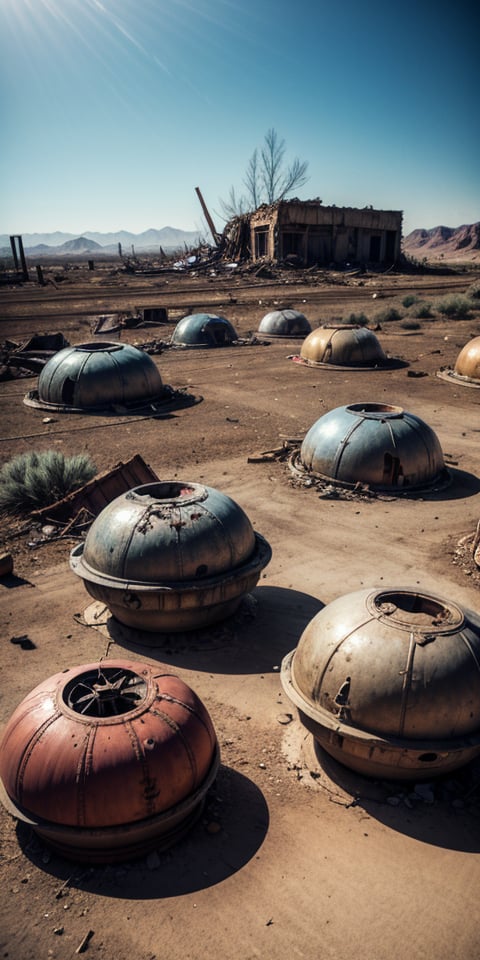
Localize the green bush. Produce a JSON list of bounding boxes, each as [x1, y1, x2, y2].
[[0, 450, 97, 514], [401, 295, 418, 308], [467, 280, 480, 301], [345, 312, 369, 326], [414, 301, 434, 319], [435, 295, 473, 319], [400, 320, 421, 330], [373, 307, 403, 323]]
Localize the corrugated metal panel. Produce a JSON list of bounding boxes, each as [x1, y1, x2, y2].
[[32, 454, 159, 522]]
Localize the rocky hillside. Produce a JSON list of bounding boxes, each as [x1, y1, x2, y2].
[[403, 222, 480, 262]]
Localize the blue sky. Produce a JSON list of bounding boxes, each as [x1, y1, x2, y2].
[[1, 0, 478, 238]]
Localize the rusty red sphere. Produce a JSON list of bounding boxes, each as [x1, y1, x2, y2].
[[0, 659, 219, 861]]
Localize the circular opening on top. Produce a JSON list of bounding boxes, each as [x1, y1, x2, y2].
[[62, 667, 148, 717], [346, 402, 403, 419], [74, 342, 124, 353], [128, 481, 206, 505], [374, 591, 463, 630]]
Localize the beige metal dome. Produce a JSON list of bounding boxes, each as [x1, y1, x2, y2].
[[281, 587, 480, 780], [300, 324, 388, 367], [437, 336, 480, 388]]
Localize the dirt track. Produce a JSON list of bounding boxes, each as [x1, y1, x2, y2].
[[1, 266, 480, 960]]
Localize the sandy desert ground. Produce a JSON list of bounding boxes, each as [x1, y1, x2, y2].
[[1, 262, 480, 960]]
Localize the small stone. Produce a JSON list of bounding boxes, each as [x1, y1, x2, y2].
[[259, 762, 266, 769], [276, 713, 293, 725], [414, 783, 435, 804], [387, 796, 401, 806], [54, 927, 64, 936]]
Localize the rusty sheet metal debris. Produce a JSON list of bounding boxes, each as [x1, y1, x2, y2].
[[32, 454, 158, 522]]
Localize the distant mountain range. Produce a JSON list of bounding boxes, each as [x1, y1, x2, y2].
[[0, 227, 202, 257], [403, 223, 480, 261]]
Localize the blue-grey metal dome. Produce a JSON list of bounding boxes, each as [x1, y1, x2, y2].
[[24, 341, 164, 412], [171, 314, 238, 348], [297, 402, 447, 491], [281, 586, 480, 779], [258, 309, 311, 338], [71, 480, 272, 632]]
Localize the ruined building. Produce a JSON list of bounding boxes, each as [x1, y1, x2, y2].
[[222, 200, 403, 267]]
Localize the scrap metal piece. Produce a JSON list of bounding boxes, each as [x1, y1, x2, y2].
[[281, 587, 480, 779]]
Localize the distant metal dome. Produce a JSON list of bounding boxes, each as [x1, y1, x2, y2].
[[300, 324, 388, 367], [258, 309, 311, 339], [71, 480, 272, 632], [281, 586, 480, 779], [171, 313, 238, 347], [295, 402, 447, 491], [437, 336, 480, 388], [0, 659, 219, 861], [24, 341, 164, 412]]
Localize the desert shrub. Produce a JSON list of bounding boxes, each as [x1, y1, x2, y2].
[[466, 280, 480, 301], [435, 295, 473, 319], [400, 320, 421, 330], [414, 301, 434, 319], [0, 450, 96, 514], [373, 306, 403, 323], [401, 294, 418, 308], [345, 312, 369, 326]]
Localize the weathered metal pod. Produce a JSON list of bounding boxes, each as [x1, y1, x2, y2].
[[171, 313, 238, 348], [257, 309, 311, 339], [24, 341, 164, 412], [437, 336, 480, 388], [300, 324, 387, 367], [70, 481, 272, 632], [297, 402, 447, 491], [281, 587, 480, 780], [0, 659, 220, 862]]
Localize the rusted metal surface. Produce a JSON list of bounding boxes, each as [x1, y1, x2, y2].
[[0, 659, 219, 861], [23, 341, 164, 412], [298, 402, 447, 491], [281, 587, 480, 779], [70, 481, 272, 632], [172, 313, 238, 348], [32, 454, 159, 522], [300, 324, 387, 367], [257, 309, 311, 339]]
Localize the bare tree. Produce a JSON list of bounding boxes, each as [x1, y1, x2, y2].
[[218, 129, 309, 219]]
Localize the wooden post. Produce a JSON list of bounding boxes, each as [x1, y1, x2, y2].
[[195, 187, 221, 245]]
